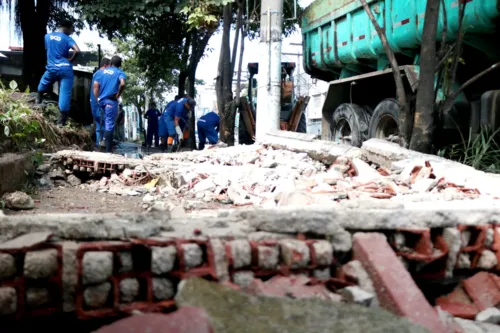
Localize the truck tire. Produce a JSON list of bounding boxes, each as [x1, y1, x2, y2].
[[331, 103, 370, 147], [368, 99, 400, 140], [238, 111, 255, 145], [296, 113, 307, 133]]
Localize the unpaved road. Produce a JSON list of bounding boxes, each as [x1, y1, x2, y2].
[[3, 186, 144, 215]]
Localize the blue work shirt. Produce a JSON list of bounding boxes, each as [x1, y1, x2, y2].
[[145, 109, 161, 128], [166, 100, 176, 109], [199, 112, 220, 132], [90, 69, 103, 107], [166, 98, 189, 122], [44, 32, 77, 69], [96, 66, 127, 101]]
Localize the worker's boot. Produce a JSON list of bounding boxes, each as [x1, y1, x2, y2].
[[36, 92, 43, 105], [166, 144, 173, 153], [57, 112, 68, 127], [104, 131, 114, 153]]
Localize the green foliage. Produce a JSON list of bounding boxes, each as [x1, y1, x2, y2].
[[113, 37, 173, 111], [0, 82, 42, 150], [180, 0, 301, 37], [438, 126, 500, 173], [77, 0, 178, 37], [0, 81, 92, 153]]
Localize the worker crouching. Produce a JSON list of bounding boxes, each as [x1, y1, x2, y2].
[[165, 97, 196, 153], [197, 111, 220, 150]]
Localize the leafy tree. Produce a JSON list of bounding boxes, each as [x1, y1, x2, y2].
[[0, 0, 82, 90], [78, 0, 217, 149], [182, 0, 301, 145], [113, 37, 173, 137]]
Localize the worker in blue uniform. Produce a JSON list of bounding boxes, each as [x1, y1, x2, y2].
[[165, 97, 196, 153], [166, 95, 180, 109], [90, 57, 110, 149], [144, 103, 161, 148], [197, 111, 220, 150], [93, 56, 127, 153], [159, 95, 180, 152], [37, 19, 80, 127]]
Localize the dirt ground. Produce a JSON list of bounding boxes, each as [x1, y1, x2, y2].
[[3, 186, 145, 215]]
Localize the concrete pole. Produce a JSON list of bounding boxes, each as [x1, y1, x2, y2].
[[256, 0, 283, 141]]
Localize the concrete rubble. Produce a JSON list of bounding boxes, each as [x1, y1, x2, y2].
[[28, 138, 500, 217], [2, 136, 500, 331]]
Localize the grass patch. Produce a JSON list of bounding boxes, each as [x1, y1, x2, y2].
[[438, 126, 500, 173]]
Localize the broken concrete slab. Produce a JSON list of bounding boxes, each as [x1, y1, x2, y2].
[[261, 130, 361, 165], [0, 152, 34, 196], [175, 278, 431, 333], [94, 308, 213, 333], [0, 213, 166, 242], [341, 286, 375, 307], [0, 232, 53, 250], [1, 192, 35, 210]]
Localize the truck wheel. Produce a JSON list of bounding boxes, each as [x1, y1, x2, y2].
[[331, 103, 370, 147], [368, 99, 400, 140], [238, 111, 255, 145], [296, 113, 307, 133]]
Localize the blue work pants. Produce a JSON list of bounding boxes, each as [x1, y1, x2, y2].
[[99, 99, 118, 153], [38, 65, 74, 112], [197, 120, 218, 150]]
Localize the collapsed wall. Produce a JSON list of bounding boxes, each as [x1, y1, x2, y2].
[[3, 135, 500, 332]]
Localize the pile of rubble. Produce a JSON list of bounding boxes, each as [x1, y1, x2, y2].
[[31, 138, 500, 216], [4, 135, 500, 332]]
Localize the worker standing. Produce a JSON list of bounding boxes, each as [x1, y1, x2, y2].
[[90, 57, 110, 149], [165, 97, 196, 153], [159, 95, 180, 152], [144, 103, 161, 148], [115, 104, 125, 142], [37, 19, 80, 127], [93, 56, 127, 153], [197, 111, 220, 150]]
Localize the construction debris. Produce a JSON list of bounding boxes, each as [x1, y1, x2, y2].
[[3, 137, 500, 331]]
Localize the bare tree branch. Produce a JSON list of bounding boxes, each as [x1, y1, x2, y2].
[[231, 0, 243, 75], [236, 22, 246, 102], [442, 61, 500, 113], [447, 0, 467, 97], [438, 0, 448, 58], [360, 0, 411, 147]]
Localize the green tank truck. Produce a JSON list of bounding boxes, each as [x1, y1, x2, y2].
[[301, 0, 500, 147]]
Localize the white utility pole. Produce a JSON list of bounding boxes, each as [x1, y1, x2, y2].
[[256, 0, 284, 141]]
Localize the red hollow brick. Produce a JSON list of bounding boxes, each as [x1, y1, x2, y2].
[[352, 233, 447, 333], [462, 272, 500, 311]]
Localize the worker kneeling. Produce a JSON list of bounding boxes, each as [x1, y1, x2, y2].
[[197, 111, 220, 150], [165, 97, 196, 153]]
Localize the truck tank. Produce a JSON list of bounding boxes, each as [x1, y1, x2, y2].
[[301, 0, 500, 146]]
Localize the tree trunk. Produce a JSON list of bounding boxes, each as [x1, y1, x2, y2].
[[410, 0, 440, 153], [178, 71, 187, 96], [236, 24, 246, 102], [178, 30, 192, 96], [19, 0, 48, 91], [134, 101, 144, 142], [360, 0, 412, 147], [186, 70, 197, 150], [217, 3, 240, 145], [231, 0, 243, 76]]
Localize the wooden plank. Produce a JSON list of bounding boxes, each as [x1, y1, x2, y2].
[[288, 96, 310, 132], [240, 99, 256, 139]]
